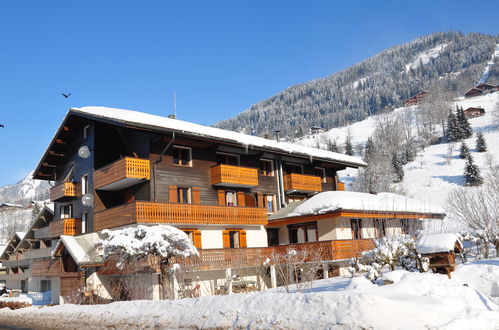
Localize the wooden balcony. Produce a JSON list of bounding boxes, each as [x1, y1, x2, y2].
[[49, 218, 82, 238], [336, 181, 345, 191], [98, 255, 161, 275], [24, 248, 52, 260], [33, 226, 50, 240], [50, 182, 76, 201], [283, 173, 322, 193], [94, 201, 268, 231], [175, 239, 375, 271], [94, 157, 150, 191], [210, 164, 259, 187]]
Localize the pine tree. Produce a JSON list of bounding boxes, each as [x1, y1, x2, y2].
[[295, 126, 304, 138], [459, 142, 470, 159], [464, 154, 483, 186], [328, 139, 340, 153], [457, 106, 473, 139], [345, 135, 354, 156], [476, 132, 487, 152], [391, 153, 404, 182], [446, 112, 459, 142]]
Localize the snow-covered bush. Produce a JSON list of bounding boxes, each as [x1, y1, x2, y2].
[[99, 225, 199, 269]]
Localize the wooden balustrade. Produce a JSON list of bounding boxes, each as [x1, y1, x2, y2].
[[94, 157, 150, 191], [24, 248, 52, 260], [98, 255, 161, 275], [210, 164, 259, 187], [284, 173, 322, 192], [336, 181, 345, 191], [94, 201, 268, 231], [50, 182, 76, 201], [49, 218, 81, 238]]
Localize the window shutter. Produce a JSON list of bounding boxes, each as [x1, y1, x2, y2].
[[192, 187, 201, 204], [222, 230, 230, 248], [218, 190, 225, 205], [168, 185, 178, 203], [193, 230, 202, 249], [257, 192, 264, 208], [240, 230, 247, 248], [237, 191, 245, 207]]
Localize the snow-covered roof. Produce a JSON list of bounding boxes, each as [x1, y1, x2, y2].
[[0, 203, 23, 208], [275, 191, 445, 219], [70, 106, 366, 168], [15, 232, 26, 240], [56, 233, 104, 266], [417, 233, 462, 254]]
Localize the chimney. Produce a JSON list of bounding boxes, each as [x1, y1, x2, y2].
[[275, 130, 281, 142], [168, 114, 176, 119]]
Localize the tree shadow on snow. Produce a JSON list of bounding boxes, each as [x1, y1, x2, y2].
[[432, 175, 464, 185]]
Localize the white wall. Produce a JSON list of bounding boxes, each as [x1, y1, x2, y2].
[[200, 229, 224, 249], [245, 226, 268, 248]]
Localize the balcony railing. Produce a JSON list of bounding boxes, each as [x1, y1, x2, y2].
[[50, 182, 76, 201], [24, 248, 52, 260], [94, 201, 268, 231], [49, 218, 81, 238], [94, 157, 150, 191], [210, 164, 259, 187], [283, 173, 322, 193], [34, 226, 50, 240], [175, 239, 375, 271], [31, 259, 63, 277], [336, 182, 345, 191]]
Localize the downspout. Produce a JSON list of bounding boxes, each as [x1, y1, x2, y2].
[[277, 156, 287, 208], [153, 132, 175, 202]]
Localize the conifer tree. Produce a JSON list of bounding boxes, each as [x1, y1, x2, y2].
[[464, 154, 483, 186], [457, 106, 473, 139], [391, 153, 404, 182], [446, 112, 459, 142], [475, 132, 487, 152], [459, 142, 470, 159], [328, 139, 340, 153], [345, 135, 354, 156]]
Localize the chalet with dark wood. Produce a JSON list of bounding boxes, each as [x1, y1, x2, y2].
[[463, 107, 485, 118], [403, 92, 427, 107], [464, 83, 499, 98]]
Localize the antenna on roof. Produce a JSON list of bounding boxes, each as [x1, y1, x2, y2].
[[173, 90, 177, 118]]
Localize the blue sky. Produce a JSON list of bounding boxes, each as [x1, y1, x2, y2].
[[0, 0, 498, 186]]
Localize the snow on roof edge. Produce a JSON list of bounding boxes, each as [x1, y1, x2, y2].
[[70, 106, 367, 168]]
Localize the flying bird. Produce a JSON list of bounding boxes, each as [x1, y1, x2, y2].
[[0, 124, 4, 128], [62, 92, 71, 98]]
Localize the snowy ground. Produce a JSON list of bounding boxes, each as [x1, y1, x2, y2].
[[0, 260, 497, 329]]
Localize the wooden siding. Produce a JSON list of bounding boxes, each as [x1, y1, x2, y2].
[[176, 239, 374, 271], [50, 182, 76, 201], [98, 255, 161, 275], [210, 164, 259, 186], [283, 173, 322, 192], [60, 273, 84, 298], [94, 157, 150, 190], [32, 259, 63, 277], [93, 201, 268, 231], [49, 218, 82, 237]]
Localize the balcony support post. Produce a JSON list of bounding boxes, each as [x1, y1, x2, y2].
[[270, 265, 277, 288], [322, 262, 329, 279]]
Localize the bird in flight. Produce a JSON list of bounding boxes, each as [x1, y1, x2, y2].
[[62, 92, 71, 98], [0, 124, 4, 128]]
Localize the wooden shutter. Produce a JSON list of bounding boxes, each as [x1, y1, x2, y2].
[[240, 230, 247, 248], [237, 191, 245, 207], [168, 185, 178, 203], [257, 192, 264, 208], [218, 190, 225, 205], [193, 230, 202, 249], [222, 230, 230, 248], [192, 187, 201, 204]]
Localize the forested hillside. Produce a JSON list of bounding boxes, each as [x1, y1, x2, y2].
[[216, 31, 499, 137]]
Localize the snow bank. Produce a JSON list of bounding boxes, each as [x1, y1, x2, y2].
[[71, 106, 366, 168], [0, 268, 498, 329], [452, 259, 499, 304], [417, 233, 461, 254], [287, 191, 444, 218]]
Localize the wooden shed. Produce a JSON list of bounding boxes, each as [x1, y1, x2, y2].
[[417, 233, 463, 278], [463, 107, 485, 118]]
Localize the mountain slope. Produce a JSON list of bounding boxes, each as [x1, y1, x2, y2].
[[216, 31, 499, 137], [0, 171, 50, 205]]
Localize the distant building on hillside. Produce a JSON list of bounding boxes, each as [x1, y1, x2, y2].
[[403, 92, 427, 107], [463, 107, 485, 118], [464, 83, 499, 98], [310, 126, 326, 134], [0, 203, 23, 210]]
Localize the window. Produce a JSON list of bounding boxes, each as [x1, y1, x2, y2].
[[264, 194, 275, 213], [350, 219, 362, 239], [374, 219, 386, 238], [288, 195, 305, 204], [288, 222, 318, 244], [260, 159, 274, 176], [286, 163, 303, 174], [177, 187, 192, 204], [183, 229, 201, 248], [83, 125, 90, 139], [81, 174, 89, 195], [173, 146, 192, 166], [60, 204, 72, 219], [267, 228, 279, 246], [229, 231, 240, 248], [223, 229, 247, 248], [216, 152, 239, 165], [225, 191, 237, 206], [81, 213, 87, 234], [40, 280, 51, 292], [401, 219, 410, 234], [314, 167, 327, 183]]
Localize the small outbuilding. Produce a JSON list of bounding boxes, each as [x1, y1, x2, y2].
[[417, 233, 463, 278], [463, 107, 485, 118]]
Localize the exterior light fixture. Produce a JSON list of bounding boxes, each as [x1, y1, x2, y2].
[[78, 145, 92, 159], [82, 193, 94, 207]]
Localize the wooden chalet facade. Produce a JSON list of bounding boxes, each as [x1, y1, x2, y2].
[[464, 83, 499, 98], [403, 92, 427, 107], [463, 106, 485, 118], [2, 106, 445, 302]]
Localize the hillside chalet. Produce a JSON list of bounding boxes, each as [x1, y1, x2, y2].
[[403, 92, 427, 107], [0, 106, 445, 303], [463, 107, 485, 118], [464, 83, 499, 98]]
